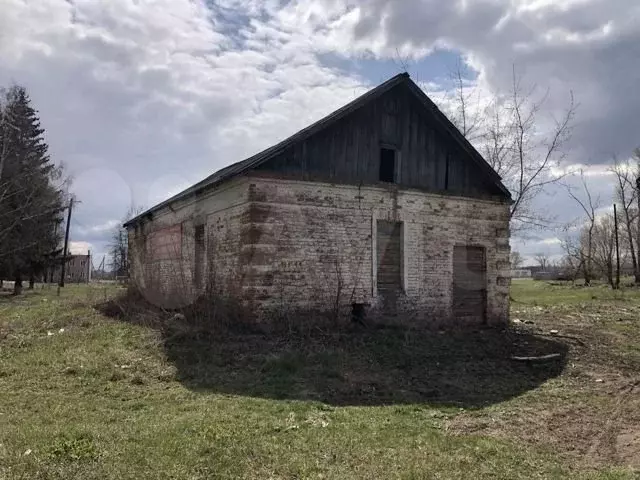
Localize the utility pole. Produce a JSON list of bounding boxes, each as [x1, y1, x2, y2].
[[614, 204, 620, 289], [58, 198, 73, 289]]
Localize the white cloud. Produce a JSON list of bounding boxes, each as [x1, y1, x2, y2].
[[550, 163, 614, 178], [0, 0, 371, 255], [1, 0, 639, 262], [540, 237, 562, 246]]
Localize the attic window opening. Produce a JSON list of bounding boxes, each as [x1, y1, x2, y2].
[[379, 147, 396, 183]]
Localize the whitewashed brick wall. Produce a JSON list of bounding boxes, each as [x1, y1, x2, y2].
[[127, 178, 251, 308], [243, 175, 511, 325], [128, 174, 510, 325]]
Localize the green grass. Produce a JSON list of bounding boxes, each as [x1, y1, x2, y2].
[[0, 283, 638, 479], [511, 278, 640, 305]]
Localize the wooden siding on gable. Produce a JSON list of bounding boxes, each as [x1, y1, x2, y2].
[[257, 83, 504, 199]]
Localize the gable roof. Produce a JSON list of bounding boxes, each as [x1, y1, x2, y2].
[[125, 73, 510, 227]]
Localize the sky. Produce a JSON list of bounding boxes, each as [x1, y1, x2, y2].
[[1, 0, 639, 267]]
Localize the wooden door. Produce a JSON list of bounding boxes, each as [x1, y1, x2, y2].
[[453, 245, 487, 323]]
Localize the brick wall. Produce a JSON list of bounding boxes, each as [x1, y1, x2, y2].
[[243, 175, 511, 325], [128, 175, 511, 325], [127, 178, 251, 308]]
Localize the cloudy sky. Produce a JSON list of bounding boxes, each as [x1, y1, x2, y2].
[[1, 0, 639, 267]]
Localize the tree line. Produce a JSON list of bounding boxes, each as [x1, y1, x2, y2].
[[512, 154, 640, 289], [557, 154, 640, 288], [509, 155, 640, 288], [0, 85, 69, 294]]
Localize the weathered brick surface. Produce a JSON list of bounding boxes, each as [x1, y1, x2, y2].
[[128, 175, 511, 325], [127, 178, 251, 307], [243, 175, 511, 325]]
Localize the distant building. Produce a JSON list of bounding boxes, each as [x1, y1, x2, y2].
[[511, 269, 532, 279], [532, 268, 570, 281], [50, 252, 92, 283]]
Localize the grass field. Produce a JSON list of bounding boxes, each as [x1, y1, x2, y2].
[[0, 281, 639, 479]]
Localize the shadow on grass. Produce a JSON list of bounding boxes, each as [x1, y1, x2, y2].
[[0, 288, 46, 303], [98, 299, 568, 408]]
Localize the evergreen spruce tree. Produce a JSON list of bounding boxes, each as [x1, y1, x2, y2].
[[0, 85, 67, 293]]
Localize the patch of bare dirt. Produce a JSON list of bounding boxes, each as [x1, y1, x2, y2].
[[449, 378, 640, 468], [449, 302, 640, 470], [617, 429, 640, 469]]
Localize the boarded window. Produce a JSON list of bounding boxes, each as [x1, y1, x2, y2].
[[453, 246, 487, 324], [194, 225, 205, 289], [377, 220, 403, 303], [379, 148, 396, 183], [146, 225, 182, 260]]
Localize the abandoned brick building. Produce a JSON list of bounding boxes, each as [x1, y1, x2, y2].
[[124, 73, 512, 324]]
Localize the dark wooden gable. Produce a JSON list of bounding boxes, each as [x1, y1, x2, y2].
[[125, 74, 509, 228], [257, 81, 507, 199]]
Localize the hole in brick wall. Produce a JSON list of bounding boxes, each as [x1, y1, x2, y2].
[[351, 303, 366, 324]]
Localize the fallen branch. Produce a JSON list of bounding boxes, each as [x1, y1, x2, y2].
[[511, 353, 562, 362], [536, 333, 586, 346]]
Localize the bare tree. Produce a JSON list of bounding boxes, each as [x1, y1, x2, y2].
[[510, 250, 524, 269], [635, 148, 640, 284], [534, 252, 549, 270], [444, 64, 577, 233], [591, 213, 617, 288], [558, 251, 581, 284], [109, 206, 144, 279], [483, 99, 514, 182], [507, 68, 577, 231], [447, 60, 484, 142], [610, 155, 639, 283], [565, 171, 600, 286], [109, 228, 128, 279]]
